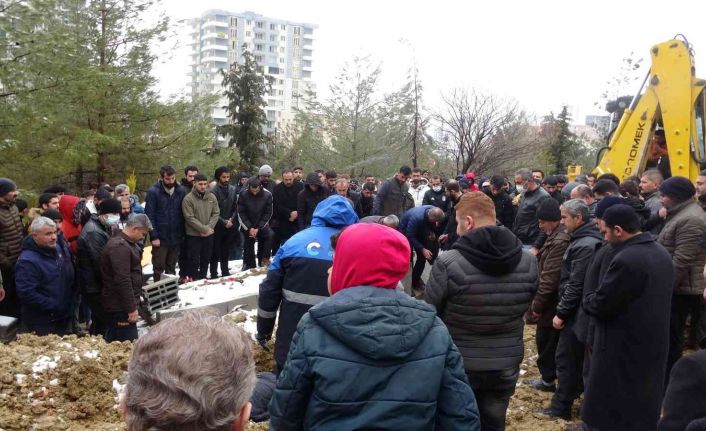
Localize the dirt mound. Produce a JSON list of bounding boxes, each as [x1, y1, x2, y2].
[[0, 318, 574, 430], [0, 334, 131, 431], [506, 326, 573, 431]]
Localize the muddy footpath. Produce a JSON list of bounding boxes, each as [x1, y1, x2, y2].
[[0, 324, 570, 431]]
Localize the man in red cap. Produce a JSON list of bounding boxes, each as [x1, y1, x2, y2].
[[270, 223, 480, 431]]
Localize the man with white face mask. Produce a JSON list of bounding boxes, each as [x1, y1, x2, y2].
[[423, 175, 449, 212], [77, 197, 121, 336]]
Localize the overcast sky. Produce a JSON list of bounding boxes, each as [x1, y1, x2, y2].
[[153, 0, 706, 124]]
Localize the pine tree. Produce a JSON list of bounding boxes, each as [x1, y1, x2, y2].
[[0, 0, 216, 191], [218, 49, 274, 172], [543, 106, 576, 173]]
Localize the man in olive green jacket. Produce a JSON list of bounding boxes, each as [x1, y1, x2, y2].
[[181, 173, 219, 281], [658, 176, 706, 384]]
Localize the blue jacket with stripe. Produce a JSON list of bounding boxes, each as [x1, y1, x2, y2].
[[257, 195, 359, 369]]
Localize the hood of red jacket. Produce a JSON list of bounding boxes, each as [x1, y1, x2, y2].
[[330, 223, 410, 294], [59, 195, 80, 226]]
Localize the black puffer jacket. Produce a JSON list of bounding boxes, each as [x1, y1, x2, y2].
[[76, 216, 112, 294], [555, 222, 602, 320], [426, 225, 538, 372]]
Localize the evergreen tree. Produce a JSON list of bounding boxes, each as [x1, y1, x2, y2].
[[542, 106, 576, 173], [219, 49, 274, 172], [0, 0, 216, 191]]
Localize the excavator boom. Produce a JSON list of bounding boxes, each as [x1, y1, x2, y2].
[[593, 38, 706, 182]]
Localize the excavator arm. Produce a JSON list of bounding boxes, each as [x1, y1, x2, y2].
[[594, 38, 706, 182]]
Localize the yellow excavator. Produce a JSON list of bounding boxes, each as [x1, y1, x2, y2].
[[592, 35, 706, 182]]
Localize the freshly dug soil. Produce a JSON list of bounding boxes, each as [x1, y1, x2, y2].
[[0, 323, 573, 430], [506, 326, 575, 431], [0, 334, 131, 431]]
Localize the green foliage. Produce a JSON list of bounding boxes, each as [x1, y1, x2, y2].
[[541, 106, 576, 173], [218, 49, 274, 172], [0, 0, 216, 194], [539, 106, 602, 173], [278, 55, 439, 178]]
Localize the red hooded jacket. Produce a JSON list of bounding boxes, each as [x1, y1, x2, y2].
[[59, 195, 82, 254], [329, 223, 410, 295]]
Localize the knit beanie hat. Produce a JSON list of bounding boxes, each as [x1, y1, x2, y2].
[[0, 178, 17, 197], [259, 165, 273, 176], [99, 198, 122, 215], [659, 176, 696, 203], [602, 204, 641, 231], [536, 198, 561, 221], [595, 195, 626, 219], [43, 208, 63, 222], [329, 223, 410, 295]]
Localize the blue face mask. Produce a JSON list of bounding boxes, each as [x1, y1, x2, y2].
[[106, 214, 120, 226]]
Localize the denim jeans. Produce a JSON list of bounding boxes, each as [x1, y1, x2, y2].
[[466, 367, 519, 431]]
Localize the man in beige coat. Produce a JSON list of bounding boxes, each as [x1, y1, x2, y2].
[[658, 176, 706, 384], [182, 173, 219, 281]]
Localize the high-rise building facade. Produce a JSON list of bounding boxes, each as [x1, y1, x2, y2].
[[186, 10, 316, 136]]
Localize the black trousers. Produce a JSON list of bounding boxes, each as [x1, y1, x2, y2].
[[466, 367, 519, 431], [178, 240, 189, 278], [151, 243, 180, 281], [272, 224, 298, 256], [242, 227, 273, 269], [411, 239, 439, 289], [84, 292, 108, 337], [666, 294, 703, 385], [0, 267, 18, 318], [536, 325, 561, 383], [185, 235, 214, 280], [25, 319, 71, 336], [550, 318, 585, 415], [210, 226, 237, 278]]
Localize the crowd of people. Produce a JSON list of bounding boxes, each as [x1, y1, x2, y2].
[[2, 162, 706, 430]]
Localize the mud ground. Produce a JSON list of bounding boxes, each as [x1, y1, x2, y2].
[[1, 324, 574, 430]]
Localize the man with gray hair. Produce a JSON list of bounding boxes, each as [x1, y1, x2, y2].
[[334, 177, 363, 217], [115, 183, 145, 215], [101, 214, 152, 342], [15, 216, 75, 335], [360, 214, 400, 229], [122, 311, 256, 431], [570, 184, 597, 218], [539, 199, 602, 421]]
